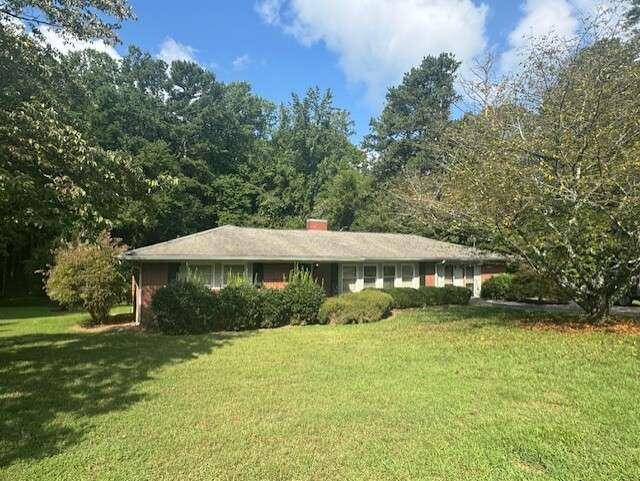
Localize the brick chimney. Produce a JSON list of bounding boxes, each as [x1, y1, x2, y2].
[[306, 219, 328, 231]]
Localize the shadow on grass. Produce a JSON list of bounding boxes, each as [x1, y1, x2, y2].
[[0, 306, 69, 321], [0, 328, 254, 467]]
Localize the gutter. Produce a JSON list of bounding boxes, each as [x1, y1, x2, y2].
[[121, 254, 506, 263]]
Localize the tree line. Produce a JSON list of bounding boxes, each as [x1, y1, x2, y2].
[[1, 0, 461, 296], [2, 0, 640, 320]]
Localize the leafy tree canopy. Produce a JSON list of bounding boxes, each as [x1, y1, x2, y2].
[[364, 53, 460, 179]]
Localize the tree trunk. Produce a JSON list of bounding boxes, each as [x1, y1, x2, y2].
[[577, 293, 612, 324]]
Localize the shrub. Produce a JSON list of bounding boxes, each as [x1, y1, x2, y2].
[[480, 271, 571, 304], [45, 232, 128, 324], [509, 270, 571, 304], [480, 274, 514, 300], [258, 288, 290, 329], [383, 288, 425, 309], [216, 283, 263, 331], [151, 280, 218, 334], [440, 286, 472, 305], [419, 286, 472, 306], [283, 268, 325, 325], [318, 290, 394, 325]]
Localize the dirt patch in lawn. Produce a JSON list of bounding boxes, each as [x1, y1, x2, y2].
[[72, 312, 142, 333], [521, 320, 640, 335], [72, 322, 142, 334]]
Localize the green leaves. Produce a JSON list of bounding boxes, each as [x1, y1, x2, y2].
[[406, 30, 640, 321], [0, 0, 134, 44], [45, 232, 128, 324], [364, 53, 460, 179]]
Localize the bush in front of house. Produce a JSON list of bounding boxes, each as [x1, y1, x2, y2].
[[45, 232, 128, 325], [283, 268, 326, 325], [382, 286, 472, 308], [257, 288, 290, 328], [151, 280, 218, 334], [509, 270, 572, 304], [481, 271, 571, 304], [418, 286, 473, 306], [216, 282, 264, 331], [318, 290, 394, 325], [480, 274, 514, 300], [382, 287, 425, 309]]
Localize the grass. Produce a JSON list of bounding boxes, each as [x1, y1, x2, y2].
[[1, 305, 639, 480]]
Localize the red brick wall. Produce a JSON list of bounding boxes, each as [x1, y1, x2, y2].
[[261, 263, 334, 293], [262, 263, 294, 289], [481, 264, 506, 282], [423, 263, 436, 287], [140, 263, 169, 324], [306, 219, 328, 231]]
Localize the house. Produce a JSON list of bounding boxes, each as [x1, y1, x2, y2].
[[123, 219, 506, 324]]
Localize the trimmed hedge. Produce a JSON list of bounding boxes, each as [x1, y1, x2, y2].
[[424, 286, 472, 305], [152, 280, 472, 334], [383, 286, 472, 308], [257, 289, 290, 329], [216, 284, 263, 331], [481, 272, 571, 304], [382, 288, 425, 308], [319, 290, 394, 325], [151, 280, 218, 335], [151, 269, 325, 333], [480, 274, 514, 300]]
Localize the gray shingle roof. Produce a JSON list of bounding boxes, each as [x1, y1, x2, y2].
[[123, 225, 504, 263]]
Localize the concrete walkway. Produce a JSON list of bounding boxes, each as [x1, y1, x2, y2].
[[470, 298, 640, 317]]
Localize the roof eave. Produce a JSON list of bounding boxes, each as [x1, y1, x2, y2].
[[121, 254, 505, 263]]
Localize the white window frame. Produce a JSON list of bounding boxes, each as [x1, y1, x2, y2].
[[341, 264, 358, 293], [183, 263, 216, 288], [463, 265, 475, 291], [363, 264, 378, 289], [382, 264, 396, 289], [435, 262, 482, 297], [400, 263, 416, 288], [222, 263, 249, 288]]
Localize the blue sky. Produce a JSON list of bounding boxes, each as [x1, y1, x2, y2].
[[97, 0, 603, 142]]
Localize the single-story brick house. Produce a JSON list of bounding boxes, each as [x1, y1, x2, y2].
[[123, 219, 506, 323]]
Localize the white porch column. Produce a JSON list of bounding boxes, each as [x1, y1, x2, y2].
[[473, 264, 482, 298], [453, 265, 464, 287]]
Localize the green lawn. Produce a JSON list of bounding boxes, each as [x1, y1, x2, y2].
[[1, 306, 639, 481]]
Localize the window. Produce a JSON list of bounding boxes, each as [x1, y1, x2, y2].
[[223, 264, 245, 286], [190, 265, 213, 287], [444, 265, 454, 286], [464, 266, 475, 291], [342, 264, 357, 293], [401, 264, 414, 287], [363, 265, 377, 289], [383, 264, 395, 289]]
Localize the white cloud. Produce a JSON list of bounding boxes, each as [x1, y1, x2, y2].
[[256, 0, 489, 107], [232, 54, 252, 70], [158, 37, 197, 64], [38, 26, 121, 59], [501, 0, 621, 72]]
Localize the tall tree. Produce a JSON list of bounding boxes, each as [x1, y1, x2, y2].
[[314, 169, 373, 231], [0, 1, 136, 295], [364, 53, 460, 179], [0, 0, 134, 43], [625, 0, 640, 30], [254, 87, 365, 227], [402, 32, 640, 321]]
